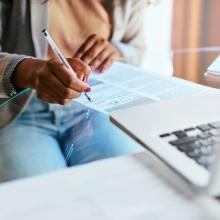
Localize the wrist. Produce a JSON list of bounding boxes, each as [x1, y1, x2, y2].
[[12, 58, 45, 90], [113, 45, 123, 59]]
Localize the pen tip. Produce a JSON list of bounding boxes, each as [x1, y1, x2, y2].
[[42, 29, 47, 36], [85, 93, 92, 102]]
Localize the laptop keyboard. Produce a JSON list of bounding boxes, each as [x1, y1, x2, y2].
[[159, 121, 220, 170]]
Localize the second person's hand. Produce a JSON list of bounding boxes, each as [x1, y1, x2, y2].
[[74, 34, 122, 73]]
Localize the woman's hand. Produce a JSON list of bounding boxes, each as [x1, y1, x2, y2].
[[74, 34, 122, 73], [13, 58, 91, 105]]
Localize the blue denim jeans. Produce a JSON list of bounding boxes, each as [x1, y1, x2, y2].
[[0, 95, 143, 182]]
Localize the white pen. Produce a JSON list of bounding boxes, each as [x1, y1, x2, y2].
[[42, 29, 92, 102]]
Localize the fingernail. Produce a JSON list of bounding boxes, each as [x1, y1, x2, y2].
[[82, 76, 88, 83], [84, 87, 91, 93], [100, 67, 106, 73]]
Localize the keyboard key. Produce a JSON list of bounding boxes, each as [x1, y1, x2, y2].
[[197, 133, 210, 139], [210, 137, 220, 144], [187, 148, 201, 158], [186, 129, 201, 137], [159, 133, 171, 138], [169, 136, 198, 146], [200, 146, 214, 155], [162, 134, 177, 143], [198, 138, 214, 146], [197, 124, 212, 132], [196, 155, 215, 168], [209, 129, 220, 137], [184, 127, 195, 132], [209, 121, 220, 129], [177, 142, 200, 152], [172, 130, 187, 138]]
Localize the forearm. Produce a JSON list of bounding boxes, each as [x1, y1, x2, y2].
[[112, 41, 146, 67], [113, 42, 144, 57], [113, 0, 147, 66]]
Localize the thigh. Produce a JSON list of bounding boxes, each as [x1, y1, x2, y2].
[[0, 122, 66, 183], [61, 109, 144, 166]]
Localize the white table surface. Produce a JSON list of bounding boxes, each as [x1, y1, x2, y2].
[[0, 152, 219, 220]]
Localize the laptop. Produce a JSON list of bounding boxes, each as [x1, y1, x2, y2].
[[110, 93, 220, 196]]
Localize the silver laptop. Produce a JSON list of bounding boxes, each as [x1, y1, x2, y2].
[[110, 93, 220, 196]]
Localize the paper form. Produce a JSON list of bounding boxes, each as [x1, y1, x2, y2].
[[0, 153, 217, 220], [207, 55, 220, 75], [76, 62, 217, 113]]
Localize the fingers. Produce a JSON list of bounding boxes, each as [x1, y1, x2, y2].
[[75, 34, 98, 59], [36, 80, 72, 105], [98, 53, 116, 73], [41, 73, 81, 99], [47, 59, 89, 92], [89, 49, 111, 71], [37, 92, 57, 104], [81, 39, 107, 64], [74, 34, 122, 73], [34, 58, 91, 105]]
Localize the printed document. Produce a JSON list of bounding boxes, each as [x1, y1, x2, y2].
[[207, 55, 220, 75], [76, 62, 217, 113]]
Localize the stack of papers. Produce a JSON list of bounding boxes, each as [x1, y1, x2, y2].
[[207, 55, 220, 76]]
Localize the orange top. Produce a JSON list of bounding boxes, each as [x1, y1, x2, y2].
[[48, 0, 111, 58]]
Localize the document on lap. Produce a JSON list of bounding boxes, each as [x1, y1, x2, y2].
[[76, 62, 218, 113]]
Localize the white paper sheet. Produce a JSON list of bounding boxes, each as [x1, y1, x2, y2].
[[0, 153, 217, 220], [207, 55, 220, 75], [76, 62, 216, 113]]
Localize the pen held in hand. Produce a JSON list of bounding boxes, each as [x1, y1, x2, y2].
[[41, 29, 92, 102]]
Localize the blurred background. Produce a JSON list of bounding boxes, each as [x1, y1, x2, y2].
[[143, 0, 220, 84], [145, 0, 220, 52]]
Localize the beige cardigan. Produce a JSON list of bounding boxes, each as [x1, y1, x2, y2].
[[0, 0, 147, 128]]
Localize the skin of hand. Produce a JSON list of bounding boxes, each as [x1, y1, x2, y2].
[[12, 57, 91, 105], [74, 34, 122, 73]]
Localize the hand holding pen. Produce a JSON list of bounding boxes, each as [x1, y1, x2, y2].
[[12, 30, 92, 105], [42, 29, 92, 102]]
